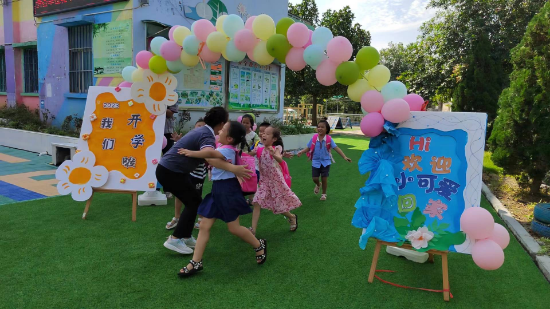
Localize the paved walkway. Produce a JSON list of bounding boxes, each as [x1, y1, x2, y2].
[[0, 146, 59, 205]]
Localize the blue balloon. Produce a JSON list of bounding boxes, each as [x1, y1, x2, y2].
[[303, 44, 325, 68], [311, 27, 333, 49], [223, 14, 245, 39], [122, 66, 136, 82], [225, 39, 246, 62], [150, 36, 167, 55], [381, 81, 408, 102], [183, 35, 201, 56], [167, 60, 185, 73]]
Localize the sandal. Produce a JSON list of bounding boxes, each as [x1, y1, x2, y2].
[[166, 217, 179, 230], [320, 194, 327, 201], [314, 185, 320, 194], [178, 259, 203, 277], [289, 214, 298, 232], [255, 239, 267, 265]]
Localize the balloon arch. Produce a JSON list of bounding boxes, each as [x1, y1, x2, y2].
[[120, 14, 426, 138]]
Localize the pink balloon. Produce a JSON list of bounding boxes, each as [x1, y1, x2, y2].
[[287, 23, 309, 47], [237, 115, 243, 122], [245, 16, 256, 30], [193, 19, 216, 42], [460, 207, 495, 240], [315, 59, 338, 86], [160, 41, 182, 61], [136, 51, 153, 69], [286, 47, 306, 71], [303, 30, 313, 48], [487, 223, 510, 249], [169, 26, 178, 41], [326, 36, 353, 64], [199, 45, 221, 63], [162, 136, 168, 149], [403, 93, 424, 111], [472, 239, 505, 270], [381, 99, 411, 123], [118, 81, 132, 88], [361, 90, 384, 113], [234, 29, 257, 52], [360, 112, 385, 137]]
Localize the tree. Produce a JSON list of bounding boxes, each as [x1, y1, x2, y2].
[[489, 1, 550, 194], [452, 32, 502, 126], [285, 2, 370, 125], [379, 42, 412, 81]]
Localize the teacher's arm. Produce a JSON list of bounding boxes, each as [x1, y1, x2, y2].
[[206, 158, 253, 180]]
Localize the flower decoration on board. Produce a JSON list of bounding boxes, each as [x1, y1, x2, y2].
[[55, 151, 108, 202], [128, 101, 134, 107], [405, 226, 434, 249], [148, 183, 155, 188], [120, 178, 126, 184], [90, 114, 97, 121], [152, 159, 159, 165], [82, 134, 90, 141], [134, 173, 140, 178], [130, 71, 178, 115]]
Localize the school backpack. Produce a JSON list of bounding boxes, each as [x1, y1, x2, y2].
[[219, 145, 257, 195], [257, 147, 292, 188], [306, 134, 335, 163]]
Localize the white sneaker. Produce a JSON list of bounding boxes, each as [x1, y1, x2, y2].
[[165, 192, 173, 199], [164, 236, 193, 254], [183, 236, 197, 248]]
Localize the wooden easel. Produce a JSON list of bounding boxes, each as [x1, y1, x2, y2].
[[368, 240, 451, 302], [82, 189, 138, 222]]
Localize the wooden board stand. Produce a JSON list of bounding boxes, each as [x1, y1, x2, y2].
[[82, 189, 138, 222], [368, 240, 451, 302]]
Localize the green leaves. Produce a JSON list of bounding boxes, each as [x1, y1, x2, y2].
[[410, 208, 426, 230], [427, 232, 467, 251]]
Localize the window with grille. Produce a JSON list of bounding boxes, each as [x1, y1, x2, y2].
[[23, 48, 39, 93], [68, 25, 93, 93], [0, 50, 6, 93]]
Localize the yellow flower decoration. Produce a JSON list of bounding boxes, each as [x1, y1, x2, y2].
[[130, 70, 178, 115], [55, 151, 109, 202]]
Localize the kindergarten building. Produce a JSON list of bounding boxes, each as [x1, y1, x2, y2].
[[0, 0, 288, 127]]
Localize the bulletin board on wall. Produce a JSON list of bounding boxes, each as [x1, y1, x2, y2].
[[228, 58, 280, 112], [176, 61, 226, 110], [93, 20, 133, 77]]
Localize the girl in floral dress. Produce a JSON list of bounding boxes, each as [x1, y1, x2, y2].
[[251, 126, 301, 234]]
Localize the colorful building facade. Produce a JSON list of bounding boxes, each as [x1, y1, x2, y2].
[[0, 0, 288, 128]]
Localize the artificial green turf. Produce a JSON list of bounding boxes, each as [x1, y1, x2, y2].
[[1, 136, 549, 308]]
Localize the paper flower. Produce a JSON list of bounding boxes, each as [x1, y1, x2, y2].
[[128, 101, 134, 107], [405, 226, 434, 249], [55, 151, 108, 202], [75, 150, 81, 154], [90, 114, 97, 121], [134, 173, 140, 178], [115, 86, 121, 92], [150, 114, 157, 120], [131, 70, 178, 115], [152, 159, 158, 165], [81, 134, 90, 141], [148, 183, 155, 188], [120, 178, 126, 184]]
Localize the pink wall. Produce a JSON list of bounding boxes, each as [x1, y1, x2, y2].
[[14, 20, 37, 43]]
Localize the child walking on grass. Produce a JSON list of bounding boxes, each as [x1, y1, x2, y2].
[[176, 121, 266, 277], [250, 126, 301, 235], [166, 118, 208, 230], [297, 120, 352, 200]]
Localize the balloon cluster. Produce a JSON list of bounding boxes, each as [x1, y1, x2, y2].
[[460, 207, 510, 270]]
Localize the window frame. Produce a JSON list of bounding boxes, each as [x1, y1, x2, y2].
[[22, 47, 39, 94], [0, 49, 6, 93], [68, 24, 93, 94]]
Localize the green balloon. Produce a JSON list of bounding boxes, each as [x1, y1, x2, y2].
[[149, 55, 167, 74], [266, 34, 291, 59], [335, 61, 360, 86], [276, 17, 295, 36], [356, 46, 380, 70]]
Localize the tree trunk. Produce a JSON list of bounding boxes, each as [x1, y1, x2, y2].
[[312, 96, 318, 126], [530, 177, 543, 195]]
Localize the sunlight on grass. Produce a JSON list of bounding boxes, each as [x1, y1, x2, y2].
[[484, 151, 503, 175], [332, 136, 370, 151]]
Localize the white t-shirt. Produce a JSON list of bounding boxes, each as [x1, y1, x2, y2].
[[239, 131, 260, 153]]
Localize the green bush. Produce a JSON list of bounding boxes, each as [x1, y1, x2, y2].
[[262, 116, 316, 135], [0, 105, 81, 138]]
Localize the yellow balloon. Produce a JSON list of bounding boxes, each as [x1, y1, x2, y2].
[[252, 14, 275, 41], [253, 41, 274, 65], [132, 68, 144, 82], [180, 49, 200, 67], [206, 31, 229, 53], [367, 65, 391, 89], [216, 15, 228, 36], [174, 26, 191, 46], [347, 79, 373, 102]]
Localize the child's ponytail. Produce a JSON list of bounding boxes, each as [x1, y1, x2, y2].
[[227, 121, 247, 155]]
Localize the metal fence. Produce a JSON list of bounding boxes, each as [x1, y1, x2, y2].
[[68, 25, 93, 93], [23, 48, 39, 93]]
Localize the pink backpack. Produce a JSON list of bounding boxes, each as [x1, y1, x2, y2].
[[257, 147, 292, 188], [219, 145, 257, 195], [306, 134, 335, 163]]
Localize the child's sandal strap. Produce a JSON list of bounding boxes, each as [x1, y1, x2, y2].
[[254, 239, 265, 252]]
